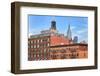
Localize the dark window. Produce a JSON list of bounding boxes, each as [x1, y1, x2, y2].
[[52, 55, 57, 59], [70, 53, 76, 58], [52, 50, 57, 54], [60, 54, 66, 59], [60, 49, 66, 53]]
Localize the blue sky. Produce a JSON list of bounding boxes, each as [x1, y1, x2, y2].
[[28, 15, 88, 43]]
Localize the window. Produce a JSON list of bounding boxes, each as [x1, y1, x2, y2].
[[71, 53, 76, 58], [52, 55, 57, 59], [48, 43, 49, 46], [34, 40, 36, 43], [41, 39, 42, 42], [31, 41, 33, 44], [44, 49, 46, 52], [60, 55, 66, 59], [37, 39, 39, 43], [34, 45, 36, 48], [61, 49, 66, 53], [37, 44, 39, 48], [43, 39, 47, 42], [31, 45, 33, 48], [71, 48, 76, 52], [44, 49, 47, 54], [34, 54, 36, 58], [37, 54, 39, 57], [31, 54, 33, 58]]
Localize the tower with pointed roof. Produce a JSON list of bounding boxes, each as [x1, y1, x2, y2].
[[67, 24, 72, 40]]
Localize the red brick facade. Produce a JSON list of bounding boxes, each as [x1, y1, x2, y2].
[[50, 35, 71, 46], [28, 36, 50, 60], [49, 44, 88, 60], [28, 34, 88, 61]]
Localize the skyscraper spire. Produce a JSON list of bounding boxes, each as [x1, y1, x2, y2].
[[67, 24, 72, 40]]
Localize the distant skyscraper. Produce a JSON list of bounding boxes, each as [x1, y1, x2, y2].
[[73, 36, 78, 43], [67, 24, 72, 40], [51, 20, 56, 30], [41, 17, 58, 34], [50, 18, 57, 33], [51, 16, 56, 29]]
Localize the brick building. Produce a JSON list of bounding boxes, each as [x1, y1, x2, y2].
[[28, 19, 88, 61], [50, 44, 88, 60], [28, 35, 50, 60]]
